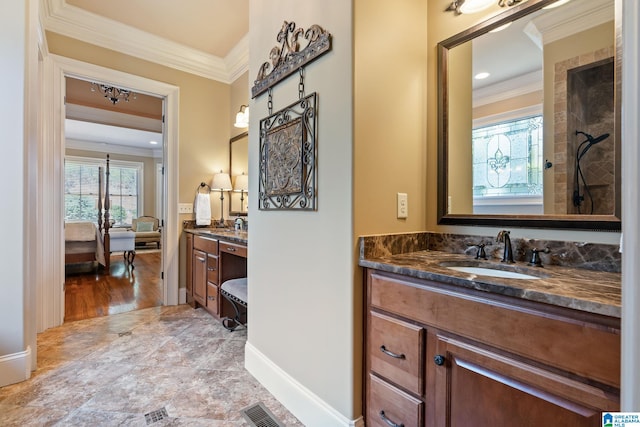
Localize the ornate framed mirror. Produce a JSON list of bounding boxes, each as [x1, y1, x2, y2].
[[437, 0, 620, 230]]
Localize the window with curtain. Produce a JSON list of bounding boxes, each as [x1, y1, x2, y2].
[[471, 115, 543, 198], [64, 156, 143, 226]]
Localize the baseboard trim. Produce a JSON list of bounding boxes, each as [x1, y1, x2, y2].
[[245, 342, 364, 427], [0, 346, 32, 387]]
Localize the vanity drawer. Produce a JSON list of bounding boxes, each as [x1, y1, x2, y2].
[[206, 283, 219, 315], [368, 374, 423, 427], [369, 311, 424, 395], [194, 235, 218, 254], [219, 241, 247, 258], [207, 254, 219, 284]]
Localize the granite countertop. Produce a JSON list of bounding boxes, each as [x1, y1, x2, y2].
[[360, 249, 621, 318], [185, 228, 248, 245]]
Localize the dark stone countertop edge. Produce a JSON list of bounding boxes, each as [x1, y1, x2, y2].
[[359, 253, 621, 319], [184, 228, 248, 245]]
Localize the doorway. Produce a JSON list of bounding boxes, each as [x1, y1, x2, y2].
[[38, 55, 180, 332], [63, 76, 165, 322]]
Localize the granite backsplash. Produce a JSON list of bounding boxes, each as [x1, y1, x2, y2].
[[361, 232, 621, 273]]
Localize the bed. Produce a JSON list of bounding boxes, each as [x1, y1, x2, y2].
[[64, 154, 113, 271]]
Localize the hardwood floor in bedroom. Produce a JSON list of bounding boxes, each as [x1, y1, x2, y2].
[[64, 250, 163, 322]]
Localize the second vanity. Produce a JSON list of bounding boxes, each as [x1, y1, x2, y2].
[[185, 228, 247, 321], [359, 232, 621, 427]]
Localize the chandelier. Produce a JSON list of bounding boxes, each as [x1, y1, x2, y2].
[[91, 82, 135, 105]]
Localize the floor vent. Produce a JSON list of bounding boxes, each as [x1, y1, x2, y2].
[[144, 407, 169, 425], [241, 402, 285, 427]]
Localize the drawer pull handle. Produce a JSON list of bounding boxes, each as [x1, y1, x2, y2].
[[207, 296, 215, 301], [380, 345, 405, 360], [207, 267, 216, 271], [434, 354, 446, 366], [379, 410, 404, 427], [226, 247, 236, 252]]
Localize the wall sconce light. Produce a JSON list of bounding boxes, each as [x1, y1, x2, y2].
[[211, 171, 233, 227], [233, 173, 249, 212], [234, 105, 250, 128], [446, 0, 526, 14]]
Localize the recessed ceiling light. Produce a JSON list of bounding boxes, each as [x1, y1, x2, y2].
[[149, 140, 158, 145], [475, 72, 490, 80], [489, 22, 512, 33]]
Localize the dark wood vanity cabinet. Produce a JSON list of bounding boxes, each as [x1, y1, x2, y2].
[[187, 233, 247, 320], [364, 269, 620, 427], [189, 235, 220, 316]]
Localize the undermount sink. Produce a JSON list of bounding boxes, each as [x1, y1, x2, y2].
[[439, 261, 543, 280]]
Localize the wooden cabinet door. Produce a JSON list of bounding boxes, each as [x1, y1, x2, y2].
[[193, 249, 207, 306], [432, 333, 617, 427]]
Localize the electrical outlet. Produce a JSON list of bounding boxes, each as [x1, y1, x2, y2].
[[178, 203, 193, 214], [397, 193, 408, 219]]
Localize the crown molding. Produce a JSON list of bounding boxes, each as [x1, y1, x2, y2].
[[225, 34, 250, 83], [473, 70, 542, 107], [527, 0, 614, 47], [42, 0, 248, 83], [66, 138, 162, 159]]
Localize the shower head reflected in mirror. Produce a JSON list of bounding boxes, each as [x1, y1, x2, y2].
[[575, 130, 610, 160], [573, 130, 610, 214]]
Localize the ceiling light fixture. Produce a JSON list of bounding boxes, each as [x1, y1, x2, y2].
[[446, 0, 526, 15], [475, 72, 491, 79], [91, 82, 135, 105], [543, 0, 571, 9], [234, 105, 250, 128]]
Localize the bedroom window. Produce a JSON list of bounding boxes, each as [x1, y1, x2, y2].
[[64, 156, 143, 226]]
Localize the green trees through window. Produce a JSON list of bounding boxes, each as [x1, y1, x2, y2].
[[64, 157, 142, 226]]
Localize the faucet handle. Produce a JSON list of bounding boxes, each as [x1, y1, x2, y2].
[[474, 244, 487, 260], [528, 247, 550, 267]]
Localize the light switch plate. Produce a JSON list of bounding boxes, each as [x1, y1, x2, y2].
[[397, 193, 408, 219], [178, 203, 193, 214]]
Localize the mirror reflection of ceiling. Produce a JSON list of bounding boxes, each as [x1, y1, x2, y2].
[[472, 0, 613, 102]]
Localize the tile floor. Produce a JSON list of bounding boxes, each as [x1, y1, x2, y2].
[[0, 305, 303, 426]]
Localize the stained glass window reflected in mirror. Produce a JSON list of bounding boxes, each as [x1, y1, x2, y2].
[[472, 115, 543, 198]]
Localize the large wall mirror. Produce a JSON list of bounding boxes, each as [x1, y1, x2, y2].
[[229, 131, 248, 216], [437, 0, 620, 230]]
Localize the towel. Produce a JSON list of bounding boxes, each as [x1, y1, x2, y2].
[[194, 193, 212, 226]]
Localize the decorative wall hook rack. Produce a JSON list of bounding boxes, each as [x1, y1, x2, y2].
[[251, 21, 331, 98]]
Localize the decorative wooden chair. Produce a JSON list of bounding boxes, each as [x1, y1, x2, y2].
[[129, 216, 161, 248]]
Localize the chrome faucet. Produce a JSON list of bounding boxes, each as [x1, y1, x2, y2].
[[496, 230, 514, 263]]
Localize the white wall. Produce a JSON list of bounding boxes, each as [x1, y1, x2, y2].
[[0, 0, 30, 386], [246, 1, 358, 425], [621, 0, 640, 411]]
